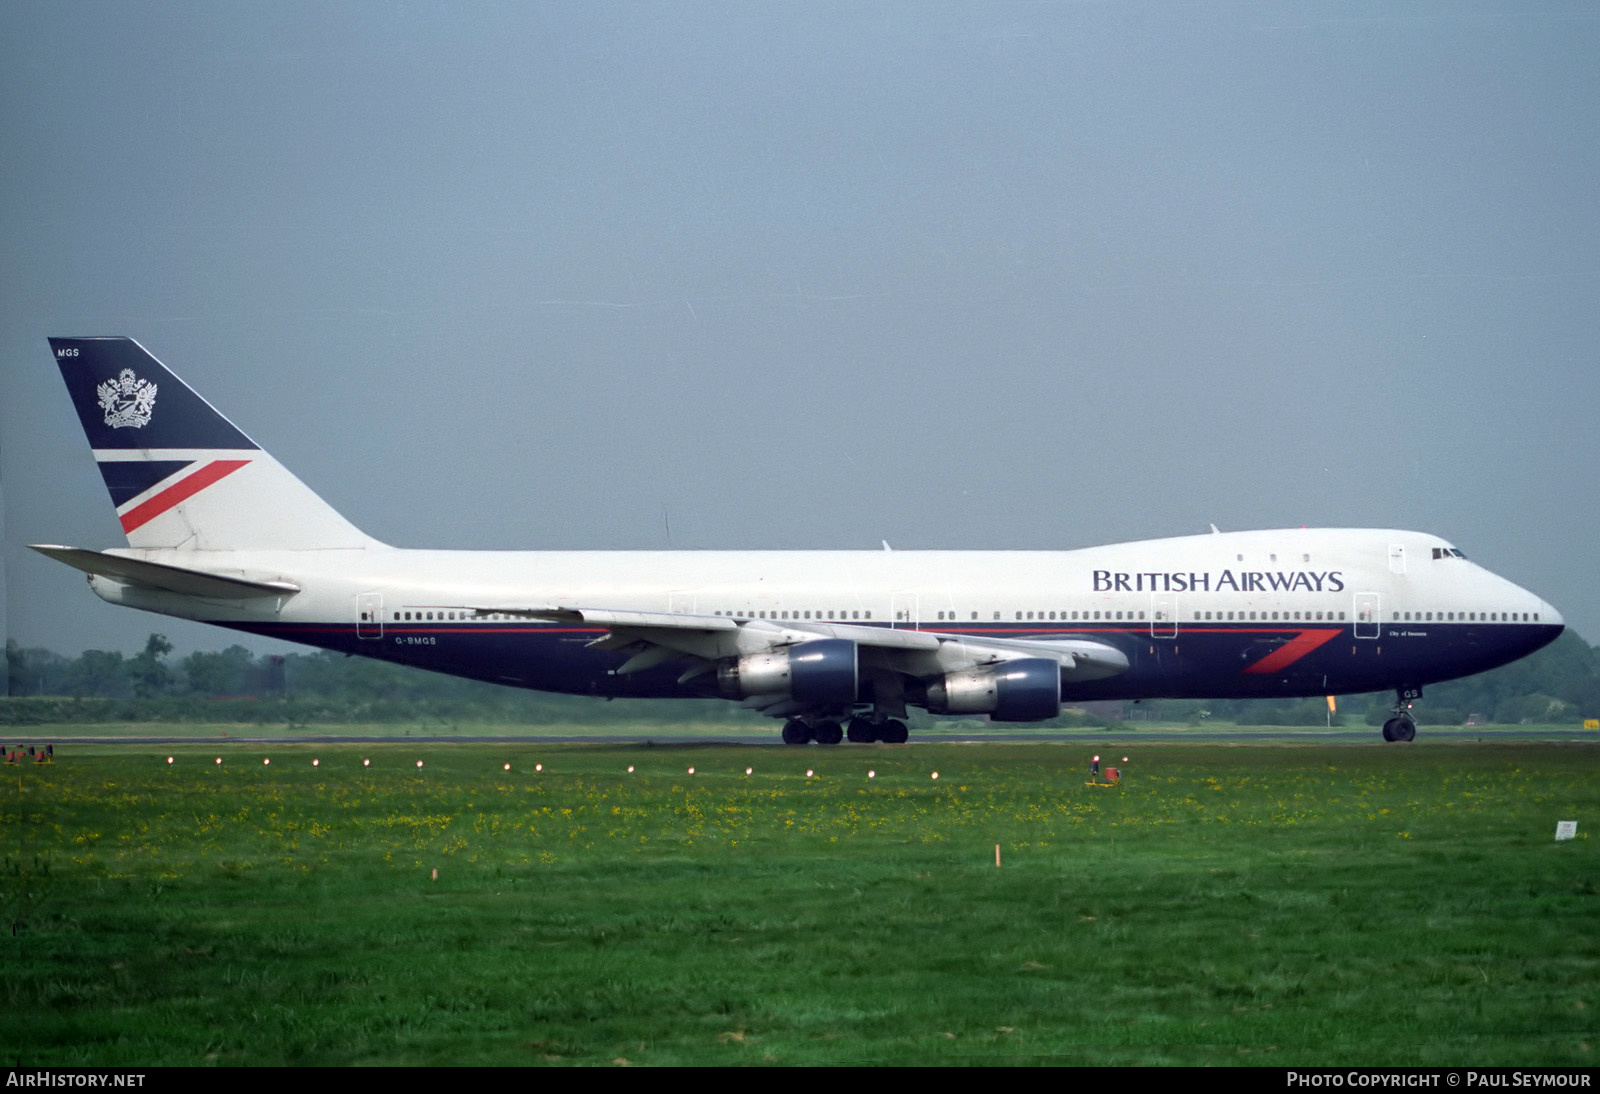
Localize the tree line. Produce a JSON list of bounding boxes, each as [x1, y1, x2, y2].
[[1, 635, 741, 727], [3, 630, 1597, 728]]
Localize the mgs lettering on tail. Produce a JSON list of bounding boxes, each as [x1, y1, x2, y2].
[[1092, 570, 1346, 593]]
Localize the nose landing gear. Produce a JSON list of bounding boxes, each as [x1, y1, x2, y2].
[[1382, 687, 1420, 742]]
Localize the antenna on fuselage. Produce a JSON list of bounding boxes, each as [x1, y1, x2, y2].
[[1209, 524, 1222, 534]]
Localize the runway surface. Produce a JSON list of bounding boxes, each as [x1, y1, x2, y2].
[[10, 727, 1597, 746]]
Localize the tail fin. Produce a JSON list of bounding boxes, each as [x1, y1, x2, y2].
[[49, 337, 378, 551]]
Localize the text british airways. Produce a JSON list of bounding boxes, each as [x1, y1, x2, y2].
[[1093, 570, 1346, 593]]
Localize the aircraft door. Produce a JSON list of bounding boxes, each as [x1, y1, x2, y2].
[[1150, 594, 1177, 639], [1354, 593, 1380, 639], [357, 592, 383, 639]]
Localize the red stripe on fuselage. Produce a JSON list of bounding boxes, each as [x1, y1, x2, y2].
[[118, 459, 251, 533], [1241, 628, 1341, 674]]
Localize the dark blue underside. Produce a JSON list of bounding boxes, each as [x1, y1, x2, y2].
[[214, 619, 1565, 707]]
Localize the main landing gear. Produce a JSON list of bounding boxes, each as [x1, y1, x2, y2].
[[1381, 688, 1419, 743], [781, 716, 909, 745]]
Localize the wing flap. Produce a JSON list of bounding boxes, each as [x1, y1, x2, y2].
[[947, 635, 1131, 680]]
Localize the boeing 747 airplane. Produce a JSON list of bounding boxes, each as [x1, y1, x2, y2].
[[34, 337, 1564, 743]]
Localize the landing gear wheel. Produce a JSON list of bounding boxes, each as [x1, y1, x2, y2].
[[813, 720, 844, 745], [846, 717, 878, 743], [879, 719, 909, 744], [1381, 715, 1416, 743], [781, 719, 812, 745]]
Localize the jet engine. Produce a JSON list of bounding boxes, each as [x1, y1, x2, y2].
[[924, 658, 1062, 722], [717, 638, 859, 704]]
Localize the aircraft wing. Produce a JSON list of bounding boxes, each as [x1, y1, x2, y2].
[[468, 605, 1126, 684], [30, 545, 301, 599]]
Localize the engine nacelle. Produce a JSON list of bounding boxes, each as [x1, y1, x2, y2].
[[717, 638, 859, 704], [924, 658, 1062, 722]]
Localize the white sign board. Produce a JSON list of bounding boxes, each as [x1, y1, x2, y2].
[[1555, 821, 1577, 841]]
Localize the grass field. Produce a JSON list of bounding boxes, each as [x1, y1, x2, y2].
[[5, 736, 1597, 1065]]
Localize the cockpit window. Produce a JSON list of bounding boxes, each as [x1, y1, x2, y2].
[[1431, 547, 1468, 560]]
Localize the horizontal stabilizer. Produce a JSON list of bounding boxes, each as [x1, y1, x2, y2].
[[29, 545, 300, 599]]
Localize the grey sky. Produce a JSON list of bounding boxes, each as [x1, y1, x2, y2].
[[3, 1, 1598, 659]]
